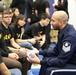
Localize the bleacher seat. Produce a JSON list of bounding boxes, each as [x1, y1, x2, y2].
[[50, 69, 76, 75]]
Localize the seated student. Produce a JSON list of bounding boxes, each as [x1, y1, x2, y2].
[[10, 14, 38, 70], [10, 14, 36, 49], [0, 8, 28, 75], [0, 7, 23, 75], [26, 0, 51, 47], [22, 13, 50, 50], [26, 11, 76, 75], [0, 16, 22, 75], [0, 51, 11, 75]]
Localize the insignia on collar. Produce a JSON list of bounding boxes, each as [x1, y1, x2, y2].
[[62, 41, 71, 52]]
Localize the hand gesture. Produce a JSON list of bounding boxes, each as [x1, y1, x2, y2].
[[8, 53, 19, 60]]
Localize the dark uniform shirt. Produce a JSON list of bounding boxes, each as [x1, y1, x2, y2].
[[10, 24, 22, 40], [39, 24, 76, 67], [0, 22, 14, 46], [22, 22, 48, 49], [0, 24, 12, 57], [22, 22, 46, 39], [35, 0, 50, 45]]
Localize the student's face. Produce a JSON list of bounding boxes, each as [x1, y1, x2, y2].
[[2, 14, 12, 25], [51, 15, 60, 30], [18, 18, 26, 27], [43, 18, 50, 26], [14, 9, 19, 16]]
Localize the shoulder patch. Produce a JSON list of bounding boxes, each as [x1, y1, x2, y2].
[[62, 41, 71, 52]]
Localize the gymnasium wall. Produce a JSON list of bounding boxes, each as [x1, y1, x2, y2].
[[54, 0, 76, 29], [68, 0, 76, 29]]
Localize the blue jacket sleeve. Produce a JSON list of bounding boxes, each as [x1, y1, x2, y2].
[[39, 44, 59, 57], [40, 36, 76, 67]]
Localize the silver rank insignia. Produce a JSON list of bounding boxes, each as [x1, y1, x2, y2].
[[62, 41, 71, 52]]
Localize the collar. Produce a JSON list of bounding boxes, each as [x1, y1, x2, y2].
[[58, 24, 71, 38], [1, 22, 9, 29]]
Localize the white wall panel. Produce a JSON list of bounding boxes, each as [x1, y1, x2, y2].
[[68, 0, 76, 29]]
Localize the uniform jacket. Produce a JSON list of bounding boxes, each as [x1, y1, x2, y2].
[[39, 24, 76, 67]]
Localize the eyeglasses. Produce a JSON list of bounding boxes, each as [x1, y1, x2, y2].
[[3, 16, 12, 18]]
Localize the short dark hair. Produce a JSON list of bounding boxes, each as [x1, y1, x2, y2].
[[2, 9, 12, 16], [16, 14, 25, 20], [12, 7, 19, 12], [13, 14, 26, 26], [40, 13, 50, 20]]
